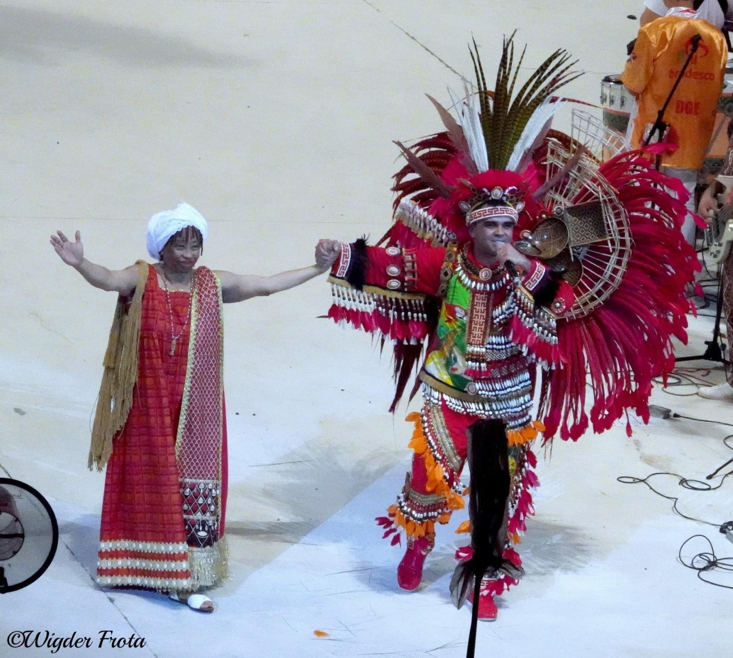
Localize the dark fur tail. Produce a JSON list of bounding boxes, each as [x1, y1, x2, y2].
[[449, 419, 514, 658]]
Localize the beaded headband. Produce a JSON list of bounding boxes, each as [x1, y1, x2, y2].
[[466, 205, 519, 225], [459, 184, 526, 226]]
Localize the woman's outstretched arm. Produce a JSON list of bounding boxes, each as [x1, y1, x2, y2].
[[50, 230, 138, 295], [217, 240, 340, 303]]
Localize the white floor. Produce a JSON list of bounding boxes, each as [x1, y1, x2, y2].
[[1, 1, 733, 656]]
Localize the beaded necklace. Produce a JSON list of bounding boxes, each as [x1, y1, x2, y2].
[[455, 244, 511, 292], [157, 264, 195, 356]]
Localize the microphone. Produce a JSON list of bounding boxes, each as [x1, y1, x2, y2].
[[504, 260, 518, 279]]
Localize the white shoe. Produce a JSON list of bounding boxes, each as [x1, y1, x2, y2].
[[697, 382, 733, 401], [169, 591, 214, 613]]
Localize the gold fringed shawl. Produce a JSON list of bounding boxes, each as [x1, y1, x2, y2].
[[89, 261, 149, 471]]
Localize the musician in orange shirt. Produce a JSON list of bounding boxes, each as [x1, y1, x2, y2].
[[622, 0, 728, 246]]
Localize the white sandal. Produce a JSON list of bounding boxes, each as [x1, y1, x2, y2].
[[168, 591, 215, 613]]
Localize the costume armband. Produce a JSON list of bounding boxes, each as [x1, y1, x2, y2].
[[519, 260, 569, 311], [334, 242, 352, 278], [327, 241, 433, 344], [510, 287, 563, 367], [330, 238, 369, 290], [510, 260, 571, 367]]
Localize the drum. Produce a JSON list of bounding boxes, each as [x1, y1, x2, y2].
[[601, 75, 633, 135], [599, 75, 634, 161]]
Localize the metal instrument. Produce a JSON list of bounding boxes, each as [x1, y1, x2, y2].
[[705, 197, 733, 263]]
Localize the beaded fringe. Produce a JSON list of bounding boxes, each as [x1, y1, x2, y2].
[[187, 537, 228, 591]]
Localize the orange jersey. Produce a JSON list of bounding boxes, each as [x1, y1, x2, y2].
[[621, 15, 727, 169]]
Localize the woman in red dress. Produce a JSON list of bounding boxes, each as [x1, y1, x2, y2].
[[51, 203, 330, 612]]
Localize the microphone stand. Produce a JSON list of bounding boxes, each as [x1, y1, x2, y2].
[[675, 266, 726, 364], [642, 33, 702, 170]]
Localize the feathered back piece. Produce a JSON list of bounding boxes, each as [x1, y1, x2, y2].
[[538, 148, 699, 441]]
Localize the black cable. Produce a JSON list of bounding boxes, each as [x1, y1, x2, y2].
[[700, 250, 717, 280], [617, 471, 730, 527], [669, 413, 733, 481], [671, 412, 733, 429], [654, 368, 720, 395], [630, 279, 733, 587], [618, 423, 733, 590], [617, 413, 733, 526], [658, 365, 722, 387], [658, 388, 702, 397], [678, 535, 733, 590]]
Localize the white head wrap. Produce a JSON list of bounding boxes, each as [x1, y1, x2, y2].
[[146, 202, 209, 260]]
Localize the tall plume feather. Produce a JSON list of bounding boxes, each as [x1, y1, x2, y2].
[[454, 34, 581, 172], [508, 99, 558, 171]]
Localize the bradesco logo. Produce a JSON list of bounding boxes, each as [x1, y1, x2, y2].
[[669, 69, 716, 80], [685, 36, 709, 65], [669, 38, 715, 81]]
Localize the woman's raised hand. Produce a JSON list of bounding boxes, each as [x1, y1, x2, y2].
[[50, 230, 84, 267]]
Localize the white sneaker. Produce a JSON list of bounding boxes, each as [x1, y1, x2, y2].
[[698, 382, 733, 401]]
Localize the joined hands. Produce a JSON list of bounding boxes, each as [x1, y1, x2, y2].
[[315, 239, 342, 272]]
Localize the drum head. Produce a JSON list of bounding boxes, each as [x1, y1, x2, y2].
[[515, 218, 569, 259], [0, 478, 58, 594]]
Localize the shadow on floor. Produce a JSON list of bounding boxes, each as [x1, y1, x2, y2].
[[349, 517, 595, 600], [0, 5, 248, 68]]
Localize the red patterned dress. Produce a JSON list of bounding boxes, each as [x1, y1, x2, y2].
[[97, 265, 227, 591]]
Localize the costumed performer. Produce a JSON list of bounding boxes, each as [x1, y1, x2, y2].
[[315, 34, 698, 637], [318, 184, 572, 623], [50, 202, 331, 613]]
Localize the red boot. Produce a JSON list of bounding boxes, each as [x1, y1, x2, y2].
[[396, 535, 434, 591], [467, 586, 499, 621]]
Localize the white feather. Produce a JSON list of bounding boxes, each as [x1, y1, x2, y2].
[[448, 85, 489, 172], [507, 98, 561, 172]]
